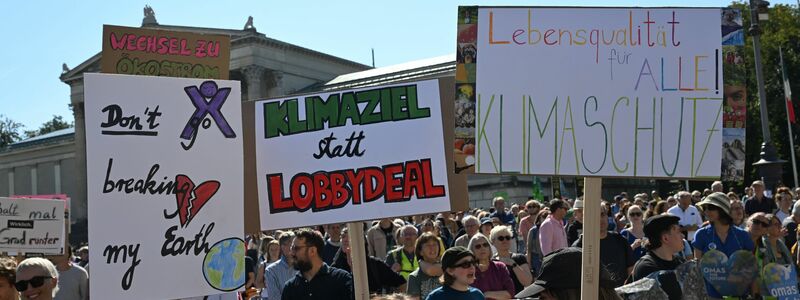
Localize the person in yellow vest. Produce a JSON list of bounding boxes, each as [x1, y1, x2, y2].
[[386, 225, 419, 282]]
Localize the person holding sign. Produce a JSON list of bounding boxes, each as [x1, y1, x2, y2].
[[424, 246, 484, 300], [15, 258, 59, 300], [692, 192, 755, 299]]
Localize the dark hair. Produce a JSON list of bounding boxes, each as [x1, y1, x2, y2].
[[548, 199, 566, 212], [415, 233, 441, 260], [441, 254, 475, 286], [295, 229, 325, 255], [645, 224, 679, 251], [278, 231, 295, 246], [704, 205, 734, 225]]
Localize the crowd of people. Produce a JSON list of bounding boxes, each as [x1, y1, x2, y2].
[[2, 179, 799, 299]]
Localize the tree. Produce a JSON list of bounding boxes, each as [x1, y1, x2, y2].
[[24, 115, 73, 139], [0, 115, 24, 148], [734, 2, 800, 188]]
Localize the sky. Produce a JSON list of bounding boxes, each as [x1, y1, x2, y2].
[[0, 0, 795, 130]]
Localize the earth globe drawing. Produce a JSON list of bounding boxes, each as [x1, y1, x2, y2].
[[203, 238, 246, 291], [763, 263, 792, 284]]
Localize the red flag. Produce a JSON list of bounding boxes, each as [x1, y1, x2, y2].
[[781, 48, 795, 124]]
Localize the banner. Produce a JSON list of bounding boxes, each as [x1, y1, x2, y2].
[[468, 7, 723, 178], [85, 73, 244, 299], [255, 80, 451, 230], [102, 25, 231, 79], [0, 197, 64, 254], [720, 8, 747, 182]]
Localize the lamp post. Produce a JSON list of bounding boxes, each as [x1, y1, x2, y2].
[[749, 0, 786, 191]]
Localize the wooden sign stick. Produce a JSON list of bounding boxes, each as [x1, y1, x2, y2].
[[347, 222, 370, 300], [580, 177, 601, 299]]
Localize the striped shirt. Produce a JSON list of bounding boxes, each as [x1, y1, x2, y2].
[[264, 257, 298, 300]]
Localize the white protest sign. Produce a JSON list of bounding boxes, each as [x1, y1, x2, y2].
[[0, 197, 64, 254], [474, 7, 723, 178], [255, 80, 450, 230], [85, 73, 245, 300]]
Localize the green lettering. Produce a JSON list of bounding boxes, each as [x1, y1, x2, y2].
[[582, 96, 607, 174], [406, 86, 430, 119], [338, 92, 361, 126], [611, 97, 630, 173], [263, 101, 289, 138]]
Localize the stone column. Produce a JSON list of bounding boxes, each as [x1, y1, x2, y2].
[[69, 80, 86, 224], [267, 70, 285, 97], [241, 65, 266, 101]]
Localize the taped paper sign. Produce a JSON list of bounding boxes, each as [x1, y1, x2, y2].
[[0, 197, 64, 254], [84, 73, 244, 299], [255, 80, 451, 229], [470, 7, 723, 178]]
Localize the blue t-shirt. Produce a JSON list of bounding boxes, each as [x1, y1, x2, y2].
[[691, 224, 755, 298], [425, 285, 485, 300], [620, 229, 646, 261]]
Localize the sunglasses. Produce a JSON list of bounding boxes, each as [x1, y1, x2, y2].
[[453, 260, 478, 269], [15, 276, 50, 292], [474, 242, 490, 250], [527, 205, 537, 209], [495, 235, 513, 241], [752, 220, 769, 227], [629, 212, 643, 217]]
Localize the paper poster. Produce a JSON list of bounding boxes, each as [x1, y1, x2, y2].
[[102, 25, 231, 79], [468, 7, 723, 178], [762, 263, 800, 299], [255, 80, 451, 230], [84, 73, 244, 299], [455, 6, 479, 174], [0, 197, 65, 254]]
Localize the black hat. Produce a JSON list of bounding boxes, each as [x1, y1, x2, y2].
[[441, 246, 474, 269], [643, 214, 681, 242], [516, 247, 582, 298]]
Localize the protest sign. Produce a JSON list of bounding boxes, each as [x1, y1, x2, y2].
[[762, 263, 800, 299], [470, 7, 723, 178], [255, 79, 452, 230], [0, 197, 64, 254], [84, 73, 244, 299], [102, 25, 231, 79]]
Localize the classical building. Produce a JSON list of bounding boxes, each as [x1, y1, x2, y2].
[[0, 10, 370, 245]]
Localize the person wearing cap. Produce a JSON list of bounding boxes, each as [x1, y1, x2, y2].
[[566, 199, 583, 246], [424, 246, 484, 300], [692, 192, 755, 299], [667, 191, 703, 242], [514, 247, 622, 300], [631, 214, 686, 300]]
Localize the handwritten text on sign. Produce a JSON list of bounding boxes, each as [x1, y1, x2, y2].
[[0, 197, 64, 254], [85, 73, 244, 300], [256, 80, 451, 230], [475, 8, 723, 178]]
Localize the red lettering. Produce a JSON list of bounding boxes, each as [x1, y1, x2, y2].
[[180, 39, 192, 56], [169, 38, 179, 55], [110, 33, 127, 50], [383, 164, 403, 202], [544, 29, 557, 45], [512, 29, 525, 45], [137, 36, 147, 51], [267, 174, 293, 212], [421, 159, 446, 198], [363, 168, 385, 202], [313, 173, 332, 209], [345, 170, 364, 204], [195, 40, 207, 58], [330, 172, 349, 208], [402, 161, 424, 199], [158, 37, 169, 54], [290, 175, 313, 211], [126, 35, 137, 51]]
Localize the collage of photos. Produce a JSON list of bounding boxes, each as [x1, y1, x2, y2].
[[721, 9, 746, 183], [455, 6, 478, 173]]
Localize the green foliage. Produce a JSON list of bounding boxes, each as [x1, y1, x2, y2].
[[24, 115, 73, 139], [0, 115, 24, 148], [732, 2, 800, 187]]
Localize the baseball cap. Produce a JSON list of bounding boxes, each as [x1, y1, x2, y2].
[[516, 247, 582, 298]]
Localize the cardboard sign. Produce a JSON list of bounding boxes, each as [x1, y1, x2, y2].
[[255, 80, 452, 230], [102, 25, 231, 79], [0, 197, 64, 254], [468, 7, 723, 178], [84, 73, 244, 299]]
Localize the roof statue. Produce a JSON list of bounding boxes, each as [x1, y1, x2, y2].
[[244, 16, 257, 32], [61, 63, 69, 74], [142, 5, 158, 26]]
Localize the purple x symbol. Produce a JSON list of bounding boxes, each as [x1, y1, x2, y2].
[[180, 81, 236, 140]]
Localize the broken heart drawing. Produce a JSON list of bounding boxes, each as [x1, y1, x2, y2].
[[163, 174, 221, 227]]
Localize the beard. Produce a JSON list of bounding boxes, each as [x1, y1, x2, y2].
[[293, 259, 313, 272]]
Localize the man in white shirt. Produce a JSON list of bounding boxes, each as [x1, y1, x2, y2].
[[667, 191, 704, 241]]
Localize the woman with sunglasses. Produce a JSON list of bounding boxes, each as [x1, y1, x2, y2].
[[15, 257, 58, 300], [620, 205, 647, 261], [468, 233, 514, 300], [759, 214, 794, 267], [747, 212, 770, 247], [489, 226, 532, 295], [425, 246, 484, 300], [692, 192, 755, 299]]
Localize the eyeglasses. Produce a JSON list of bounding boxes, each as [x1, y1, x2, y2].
[[629, 212, 643, 217], [752, 220, 769, 227], [15, 276, 50, 292], [771, 221, 782, 227], [290, 245, 309, 252], [473, 242, 490, 250], [453, 260, 478, 269], [495, 235, 513, 241]]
